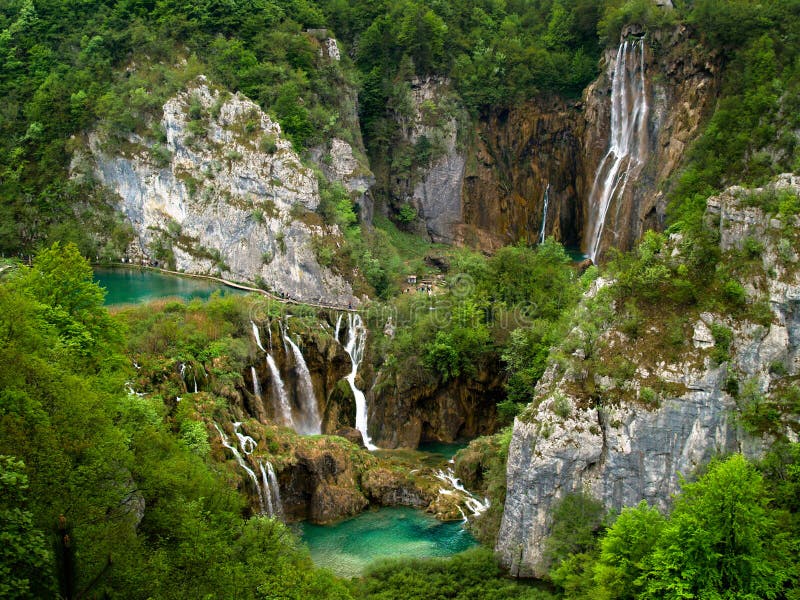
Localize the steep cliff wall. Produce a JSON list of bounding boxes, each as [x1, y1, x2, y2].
[[455, 25, 719, 255], [86, 79, 356, 305], [496, 175, 800, 577], [581, 24, 720, 258]]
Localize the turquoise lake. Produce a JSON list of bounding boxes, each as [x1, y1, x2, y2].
[[300, 507, 476, 578], [94, 268, 242, 305]]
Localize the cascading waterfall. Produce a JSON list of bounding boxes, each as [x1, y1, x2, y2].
[[251, 321, 266, 352], [266, 353, 294, 428], [253, 320, 296, 429], [284, 335, 322, 435], [585, 37, 649, 262], [342, 313, 377, 450], [251, 366, 262, 401], [539, 183, 551, 244], [434, 467, 490, 520], [334, 313, 343, 343], [262, 461, 283, 519], [214, 422, 266, 514]]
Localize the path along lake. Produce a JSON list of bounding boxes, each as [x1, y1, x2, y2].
[[94, 267, 241, 305]]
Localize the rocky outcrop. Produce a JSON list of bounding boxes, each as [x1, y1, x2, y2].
[[281, 437, 371, 522], [87, 79, 356, 305], [496, 176, 800, 577], [368, 356, 503, 449]]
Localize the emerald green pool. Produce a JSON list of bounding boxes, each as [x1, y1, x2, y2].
[[94, 267, 241, 305], [300, 507, 476, 578]]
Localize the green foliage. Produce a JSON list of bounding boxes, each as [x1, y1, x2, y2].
[[593, 501, 665, 600], [396, 204, 418, 224], [356, 547, 554, 600], [424, 298, 491, 381], [641, 454, 791, 599], [544, 492, 607, 575], [0, 456, 54, 599], [710, 323, 733, 365]]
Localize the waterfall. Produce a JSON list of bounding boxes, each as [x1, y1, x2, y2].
[[434, 467, 490, 520], [233, 421, 258, 455], [251, 366, 262, 401], [251, 321, 266, 352], [261, 461, 283, 519], [266, 353, 294, 428], [342, 313, 377, 450], [585, 38, 649, 262], [334, 313, 343, 343], [214, 422, 266, 514], [539, 183, 551, 244], [284, 335, 322, 435]]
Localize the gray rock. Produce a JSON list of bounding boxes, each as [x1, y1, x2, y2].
[[87, 79, 357, 305], [497, 177, 800, 577]]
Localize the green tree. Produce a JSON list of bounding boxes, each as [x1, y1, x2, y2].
[[593, 501, 665, 600], [0, 456, 54, 599], [641, 454, 791, 599]]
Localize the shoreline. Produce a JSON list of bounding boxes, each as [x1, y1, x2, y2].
[[94, 262, 359, 312]]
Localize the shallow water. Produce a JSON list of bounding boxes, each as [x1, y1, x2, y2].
[[94, 267, 240, 305], [300, 507, 476, 578]]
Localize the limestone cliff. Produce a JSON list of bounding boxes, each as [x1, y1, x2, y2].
[[496, 175, 800, 577], [86, 79, 356, 305]]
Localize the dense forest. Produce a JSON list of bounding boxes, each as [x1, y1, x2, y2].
[[2, 0, 800, 598]]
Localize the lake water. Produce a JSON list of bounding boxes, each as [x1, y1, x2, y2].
[[300, 507, 476, 578], [94, 267, 241, 305]]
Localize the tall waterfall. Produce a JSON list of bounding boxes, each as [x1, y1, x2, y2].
[[585, 38, 649, 262], [214, 422, 266, 514], [343, 313, 377, 450], [284, 335, 322, 435], [334, 313, 343, 343], [266, 353, 294, 428], [539, 183, 551, 244], [251, 321, 266, 352]]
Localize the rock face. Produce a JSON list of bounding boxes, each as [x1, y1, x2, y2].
[[405, 77, 466, 244], [462, 98, 586, 250], [89, 79, 356, 305], [368, 356, 503, 449], [496, 176, 800, 577]]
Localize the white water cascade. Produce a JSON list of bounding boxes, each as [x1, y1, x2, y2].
[[284, 335, 322, 435], [251, 321, 266, 352], [251, 366, 262, 401], [341, 313, 377, 450], [539, 183, 551, 244], [214, 422, 266, 514], [585, 38, 649, 262], [334, 313, 343, 343], [266, 353, 294, 428], [260, 461, 284, 519], [434, 467, 490, 520]]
